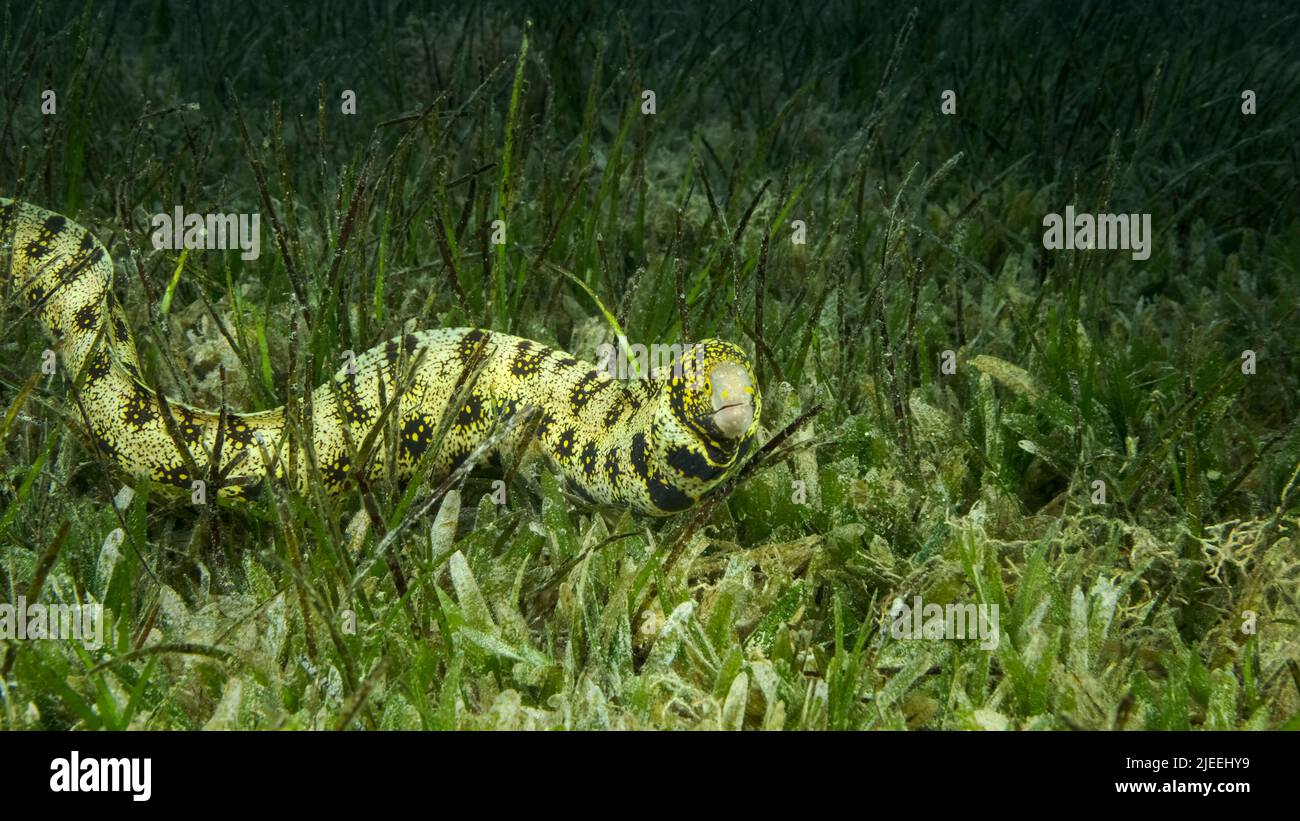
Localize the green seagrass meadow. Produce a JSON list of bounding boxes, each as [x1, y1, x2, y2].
[[1, 0, 1298, 729]]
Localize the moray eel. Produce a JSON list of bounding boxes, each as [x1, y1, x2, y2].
[[0, 198, 761, 515]]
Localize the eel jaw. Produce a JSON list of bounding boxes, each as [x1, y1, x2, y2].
[[708, 361, 755, 439]]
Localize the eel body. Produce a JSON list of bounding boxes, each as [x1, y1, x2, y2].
[[1, 198, 761, 515]]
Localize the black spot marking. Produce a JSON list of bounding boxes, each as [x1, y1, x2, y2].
[[579, 440, 599, 478], [224, 418, 257, 448], [93, 431, 120, 461], [666, 444, 724, 481], [400, 414, 436, 462], [323, 454, 352, 486], [668, 379, 691, 424], [630, 433, 651, 480], [74, 303, 99, 330], [455, 393, 485, 430], [602, 396, 627, 428], [224, 478, 265, 501], [122, 384, 157, 430], [696, 430, 739, 464], [155, 463, 194, 489], [454, 329, 487, 362], [334, 374, 372, 427], [22, 215, 66, 260], [553, 426, 577, 463], [86, 349, 110, 382], [647, 473, 694, 512], [496, 397, 521, 421], [510, 340, 550, 378], [112, 316, 130, 344], [569, 369, 610, 415], [602, 448, 622, 486], [176, 409, 205, 445]]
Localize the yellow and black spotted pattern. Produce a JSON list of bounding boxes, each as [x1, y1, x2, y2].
[[0, 199, 762, 515]]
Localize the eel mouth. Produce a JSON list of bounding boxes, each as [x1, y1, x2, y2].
[[711, 400, 753, 439], [704, 360, 756, 439]]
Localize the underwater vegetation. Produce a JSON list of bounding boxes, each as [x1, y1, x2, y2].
[[0, 0, 1297, 730]]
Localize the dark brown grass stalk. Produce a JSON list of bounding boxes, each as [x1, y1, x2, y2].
[[635, 402, 824, 620]]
